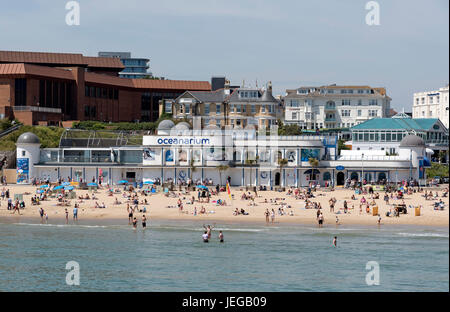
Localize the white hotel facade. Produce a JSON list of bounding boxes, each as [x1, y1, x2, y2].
[[284, 85, 391, 129], [412, 85, 449, 129]]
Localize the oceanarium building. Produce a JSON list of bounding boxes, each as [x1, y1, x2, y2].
[[16, 120, 432, 187]]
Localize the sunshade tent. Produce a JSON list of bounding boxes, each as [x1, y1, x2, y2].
[[143, 181, 154, 184], [39, 185, 49, 189], [53, 185, 64, 190], [37, 190, 44, 194], [118, 180, 129, 184], [62, 182, 71, 186], [197, 185, 208, 189], [87, 183, 98, 187], [64, 186, 74, 191]]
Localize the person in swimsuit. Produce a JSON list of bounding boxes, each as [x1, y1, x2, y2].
[[271, 209, 275, 224], [128, 204, 133, 224], [219, 231, 224, 243], [65, 208, 69, 224], [142, 215, 147, 228], [203, 224, 215, 239], [202, 231, 209, 243], [318, 213, 324, 228], [132, 217, 138, 229], [39, 207, 44, 221], [264, 209, 270, 224], [73, 206, 78, 220], [333, 236, 337, 247]]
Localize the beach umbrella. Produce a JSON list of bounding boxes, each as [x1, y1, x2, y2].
[[39, 185, 49, 189], [87, 182, 98, 187], [64, 186, 74, 191], [118, 180, 129, 184], [53, 185, 64, 190], [37, 190, 44, 194], [143, 181, 154, 185], [197, 185, 208, 189], [62, 182, 71, 186]]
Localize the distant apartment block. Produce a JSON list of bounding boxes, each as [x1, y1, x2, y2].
[[98, 51, 151, 79], [412, 85, 449, 129], [284, 85, 391, 130]]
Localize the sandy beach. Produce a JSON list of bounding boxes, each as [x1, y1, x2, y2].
[[0, 184, 448, 227]]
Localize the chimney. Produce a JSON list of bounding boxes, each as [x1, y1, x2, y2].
[[224, 79, 231, 95]]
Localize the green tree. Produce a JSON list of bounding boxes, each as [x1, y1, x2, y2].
[[277, 157, 288, 186], [338, 139, 350, 154], [216, 164, 229, 187], [308, 157, 319, 181]]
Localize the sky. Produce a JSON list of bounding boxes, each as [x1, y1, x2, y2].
[[0, 0, 448, 111]]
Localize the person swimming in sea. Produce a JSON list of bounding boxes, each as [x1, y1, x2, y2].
[[219, 231, 224, 243], [202, 231, 209, 243], [203, 224, 215, 239]]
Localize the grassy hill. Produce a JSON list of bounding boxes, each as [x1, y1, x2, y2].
[[0, 125, 65, 151]]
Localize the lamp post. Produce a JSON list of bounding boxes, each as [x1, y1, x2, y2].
[[361, 153, 364, 186]]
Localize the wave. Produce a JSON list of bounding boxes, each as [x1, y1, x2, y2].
[[11, 223, 112, 229], [397, 232, 449, 238], [153, 225, 266, 233]]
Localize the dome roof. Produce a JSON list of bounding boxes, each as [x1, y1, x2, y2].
[[157, 119, 175, 130], [174, 122, 190, 130], [17, 132, 40, 144], [400, 135, 425, 148]]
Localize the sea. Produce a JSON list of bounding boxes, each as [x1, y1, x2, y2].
[[0, 219, 448, 292]]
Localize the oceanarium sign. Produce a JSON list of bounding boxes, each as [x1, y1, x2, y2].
[[143, 136, 228, 146]]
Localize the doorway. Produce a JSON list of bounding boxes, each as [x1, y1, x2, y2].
[[337, 172, 345, 186], [275, 172, 281, 186]]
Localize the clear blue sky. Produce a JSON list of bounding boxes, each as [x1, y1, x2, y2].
[[1, 0, 448, 111]]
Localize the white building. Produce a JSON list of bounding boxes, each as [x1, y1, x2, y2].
[[413, 85, 449, 128], [284, 85, 391, 129]]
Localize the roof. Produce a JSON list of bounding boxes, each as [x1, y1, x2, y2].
[[0, 63, 210, 91], [399, 135, 425, 148], [0, 63, 75, 80], [0, 50, 124, 70], [351, 118, 442, 131], [16, 132, 40, 144]]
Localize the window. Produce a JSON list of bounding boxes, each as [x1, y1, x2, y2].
[[327, 89, 334, 94], [242, 105, 246, 113], [251, 104, 256, 113], [261, 105, 266, 113], [341, 109, 351, 117], [358, 89, 364, 94], [290, 100, 299, 107], [185, 104, 190, 114], [342, 99, 351, 106], [164, 100, 172, 113], [305, 112, 312, 119], [216, 104, 221, 114], [22, 151, 26, 157], [357, 110, 362, 116], [236, 105, 241, 113], [369, 110, 378, 117], [369, 99, 378, 106], [204, 104, 210, 115], [292, 112, 297, 120], [357, 99, 362, 105]]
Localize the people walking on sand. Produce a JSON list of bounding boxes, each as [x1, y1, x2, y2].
[[264, 209, 270, 224], [73, 204, 78, 220], [202, 231, 209, 243], [219, 231, 224, 243], [333, 236, 337, 247], [12, 201, 21, 215], [142, 215, 147, 229], [318, 213, 324, 228]]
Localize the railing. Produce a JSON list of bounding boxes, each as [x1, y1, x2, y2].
[[12, 106, 62, 114], [0, 124, 21, 139], [325, 105, 336, 110], [337, 155, 410, 161], [325, 117, 336, 121]]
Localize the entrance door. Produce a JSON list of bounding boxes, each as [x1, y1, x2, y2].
[[275, 172, 281, 186], [337, 172, 345, 186], [126, 171, 136, 182]]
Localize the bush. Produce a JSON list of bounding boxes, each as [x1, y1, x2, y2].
[[426, 163, 449, 179], [0, 126, 65, 150]]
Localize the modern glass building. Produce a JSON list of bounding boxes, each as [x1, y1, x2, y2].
[[98, 52, 151, 79]]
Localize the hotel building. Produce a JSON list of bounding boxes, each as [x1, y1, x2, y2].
[[171, 80, 283, 130], [0, 50, 210, 125], [98, 52, 152, 79], [284, 85, 391, 130], [412, 85, 449, 129]]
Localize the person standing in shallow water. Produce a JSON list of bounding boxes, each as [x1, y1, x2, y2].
[[142, 215, 147, 229], [264, 209, 270, 224], [219, 231, 224, 243], [333, 236, 337, 247]]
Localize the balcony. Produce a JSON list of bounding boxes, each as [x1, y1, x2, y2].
[[325, 117, 336, 121], [325, 104, 336, 111]]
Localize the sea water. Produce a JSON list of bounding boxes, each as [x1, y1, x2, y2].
[[0, 219, 448, 292]]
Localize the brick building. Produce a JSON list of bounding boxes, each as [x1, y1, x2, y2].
[[0, 51, 210, 125]]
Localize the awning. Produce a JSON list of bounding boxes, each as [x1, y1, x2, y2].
[[423, 156, 431, 167], [304, 169, 320, 175], [425, 148, 434, 154]]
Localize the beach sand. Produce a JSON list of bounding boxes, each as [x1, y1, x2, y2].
[[0, 184, 448, 227]]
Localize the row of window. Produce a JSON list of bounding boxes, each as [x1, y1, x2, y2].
[[290, 109, 378, 119], [286, 99, 379, 107], [297, 88, 374, 95], [84, 85, 119, 100]]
